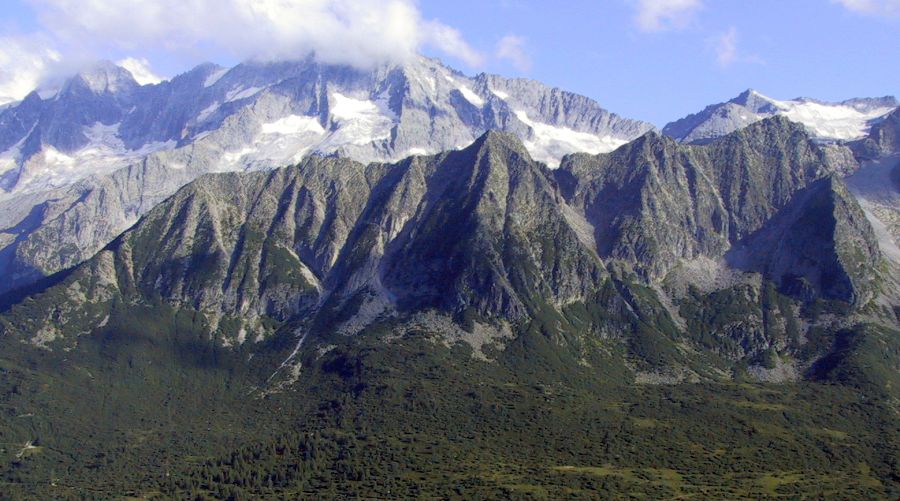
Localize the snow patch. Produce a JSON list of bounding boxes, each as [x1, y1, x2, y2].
[[220, 147, 256, 168], [458, 86, 484, 107], [490, 88, 509, 100], [132, 139, 177, 157], [3, 121, 180, 197], [260, 114, 325, 136], [741, 91, 896, 141], [513, 110, 627, 166], [331, 92, 385, 120], [771, 99, 895, 141], [225, 86, 264, 102], [196, 102, 220, 122], [329, 92, 396, 144], [204, 68, 229, 88]]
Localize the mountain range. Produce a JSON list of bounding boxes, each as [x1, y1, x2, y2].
[[662, 89, 897, 145], [4, 119, 892, 369], [0, 58, 896, 300], [0, 56, 897, 498], [0, 56, 655, 296]]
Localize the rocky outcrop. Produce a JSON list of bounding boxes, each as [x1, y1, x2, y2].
[[0, 57, 653, 296], [1, 132, 611, 339], [851, 108, 900, 159], [1, 127, 890, 379], [327, 131, 606, 320], [727, 176, 882, 303], [557, 117, 857, 280], [663, 89, 896, 145]]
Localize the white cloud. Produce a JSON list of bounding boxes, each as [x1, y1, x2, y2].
[[0, 0, 485, 103], [29, 0, 482, 67], [833, 0, 900, 16], [495, 35, 531, 72], [712, 27, 764, 69], [0, 35, 61, 104], [715, 27, 738, 67], [423, 20, 485, 68], [116, 57, 163, 85], [633, 0, 703, 32]]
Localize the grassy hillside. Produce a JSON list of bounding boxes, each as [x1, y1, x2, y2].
[[0, 308, 897, 500]]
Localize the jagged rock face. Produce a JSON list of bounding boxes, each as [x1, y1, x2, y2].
[[0, 63, 138, 156], [663, 89, 897, 145], [661, 88, 808, 144], [327, 132, 606, 320], [0, 57, 653, 296], [0, 56, 652, 198], [870, 108, 900, 154], [557, 132, 730, 279], [1, 128, 889, 367], [557, 117, 850, 281], [115, 157, 378, 321], [728, 176, 882, 303], [851, 108, 900, 159], [16, 133, 606, 331], [0, 156, 210, 294], [702, 117, 841, 239]]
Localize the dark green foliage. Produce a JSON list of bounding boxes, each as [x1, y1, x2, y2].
[[809, 324, 900, 398], [0, 312, 898, 499], [0, 128, 895, 499]]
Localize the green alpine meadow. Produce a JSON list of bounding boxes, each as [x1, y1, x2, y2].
[[0, 2, 897, 498], [1, 120, 898, 499]]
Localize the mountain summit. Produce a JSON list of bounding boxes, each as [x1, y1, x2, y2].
[[0, 56, 653, 200], [663, 89, 897, 144], [0, 56, 656, 295], [0, 64, 897, 499]]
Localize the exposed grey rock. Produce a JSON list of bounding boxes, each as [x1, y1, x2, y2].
[[557, 117, 858, 281], [843, 154, 900, 257], [850, 108, 900, 159], [663, 89, 897, 145], [0, 56, 653, 294], [1, 128, 891, 381], [0, 133, 609, 348], [727, 176, 883, 303]]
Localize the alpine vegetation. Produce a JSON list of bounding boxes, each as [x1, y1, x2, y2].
[[0, 2, 898, 498]]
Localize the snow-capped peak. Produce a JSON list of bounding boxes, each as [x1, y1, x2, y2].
[[0, 55, 654, 200], [762, 95, 896, 141], [71, 61, 139, 95], [665, 89, 897, 144]]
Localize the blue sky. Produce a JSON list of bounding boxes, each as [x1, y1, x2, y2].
[[0, 0, 897, 126], [416, 0, 899, 125]]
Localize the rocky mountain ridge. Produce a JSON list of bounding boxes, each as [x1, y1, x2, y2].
[[0, 56, 653, 295], [0, 58, 895, 306], [2, 120, 893, 384], [0, 56, 653, 199], [663, 89, 897, 145]]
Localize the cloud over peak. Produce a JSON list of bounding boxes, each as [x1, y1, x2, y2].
[[116, 57, 163, 86], [495, 35, 532, 72], [0, 0, 486, 104], [633, 0, 703, 32], [833, 0, 900, 17], [33, 0, 482, 67], [0, 34, 61, 104]]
